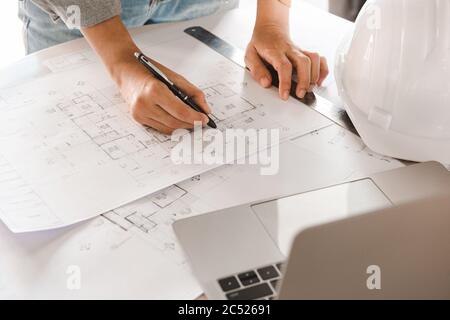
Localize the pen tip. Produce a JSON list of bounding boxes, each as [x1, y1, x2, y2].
[[208, 121, 217, 129]]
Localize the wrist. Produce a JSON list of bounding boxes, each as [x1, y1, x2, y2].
[[255, 0, 290, 31], [108, 46, 141, 87], [111, 57, 154, 104]]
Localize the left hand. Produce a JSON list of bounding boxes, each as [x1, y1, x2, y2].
[[245, 24, 329, 100]]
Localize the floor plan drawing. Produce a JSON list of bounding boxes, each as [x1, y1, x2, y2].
[[103, 183, 215, 264], [203, 83, 256, 122], [0, 39, 331, 232], [44, 50, 97, 73], [100, 123, 406, 267], [0, 154, 61, 232]]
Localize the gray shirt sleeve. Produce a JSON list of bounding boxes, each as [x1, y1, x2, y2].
[[31, 0, 122, 28]]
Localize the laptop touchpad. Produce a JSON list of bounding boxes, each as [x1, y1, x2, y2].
[[251, 179, 392, 255]]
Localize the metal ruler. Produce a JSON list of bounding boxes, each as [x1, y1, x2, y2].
[[184, 26, 357, 135]]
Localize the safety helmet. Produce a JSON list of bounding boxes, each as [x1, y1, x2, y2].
[[335, 0, 450, 164]]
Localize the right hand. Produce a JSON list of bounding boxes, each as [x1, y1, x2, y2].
[[118, 58, 211, 135], [81, 17, 210, 135]]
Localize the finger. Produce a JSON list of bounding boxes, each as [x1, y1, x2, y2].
[[143, 103, 197, 130], [318, 56, 329, 86], [287, 51, 311, 98], [140, 117, 176, 135], [132, 111, 175, 134], [303, 51, 321, 89], [244, 46, 272, 88], [152, 81, 209, 125], [262, 51, 293, 100], [149, 59, 212, 114], [172, 75, 212, 114]]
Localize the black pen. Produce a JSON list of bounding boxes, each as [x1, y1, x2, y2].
[[134, 52, 217, 129]]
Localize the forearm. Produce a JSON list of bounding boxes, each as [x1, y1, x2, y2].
[[81, 16, 143, 93], [256, 0, 290, 30]]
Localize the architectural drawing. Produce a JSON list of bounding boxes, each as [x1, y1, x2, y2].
[[101, 123, 407, 266], [289, 124, 405, 179], [102, 172, 231, 264], [0, 155, 61, 231], [0, 43, 330, 232], [44, 50, 97, 73]]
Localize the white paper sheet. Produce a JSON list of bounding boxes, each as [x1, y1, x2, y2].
[[0, 33, 331, 233], [0, 216, 202, 299]]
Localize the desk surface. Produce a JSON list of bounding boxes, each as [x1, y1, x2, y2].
[[0, 1, 402, 300]]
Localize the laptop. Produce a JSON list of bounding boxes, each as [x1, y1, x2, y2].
[[173, 161, 450, 300]]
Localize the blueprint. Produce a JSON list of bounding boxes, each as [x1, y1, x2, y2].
[[0, 33, 331, 233], [100, 124, 405, 266]]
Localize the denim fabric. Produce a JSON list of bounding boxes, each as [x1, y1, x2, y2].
[[18, 0, 239, 54]]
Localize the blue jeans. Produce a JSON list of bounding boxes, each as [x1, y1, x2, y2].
[[18, 0, 239, 54]]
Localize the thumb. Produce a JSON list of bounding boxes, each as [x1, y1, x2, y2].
[[245, 46, 273, 88]]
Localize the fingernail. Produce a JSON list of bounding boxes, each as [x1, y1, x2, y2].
[[282, 90, 290, 100], [298, 89, 306, 98], [308, 84, 316, 92], [260, 77, 271, 87]]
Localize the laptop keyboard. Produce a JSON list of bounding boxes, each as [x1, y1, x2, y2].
[[218, 262, 284, 300]]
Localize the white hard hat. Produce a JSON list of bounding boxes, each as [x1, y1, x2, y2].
[[335, 0, 450, 164]]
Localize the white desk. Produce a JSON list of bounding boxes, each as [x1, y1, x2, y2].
[[0, 1, 404, 299]]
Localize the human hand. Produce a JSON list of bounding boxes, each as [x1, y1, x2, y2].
[[118, 58, 211, 134], [81, 17, 210, 134], [245, 23, 329, 100]]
